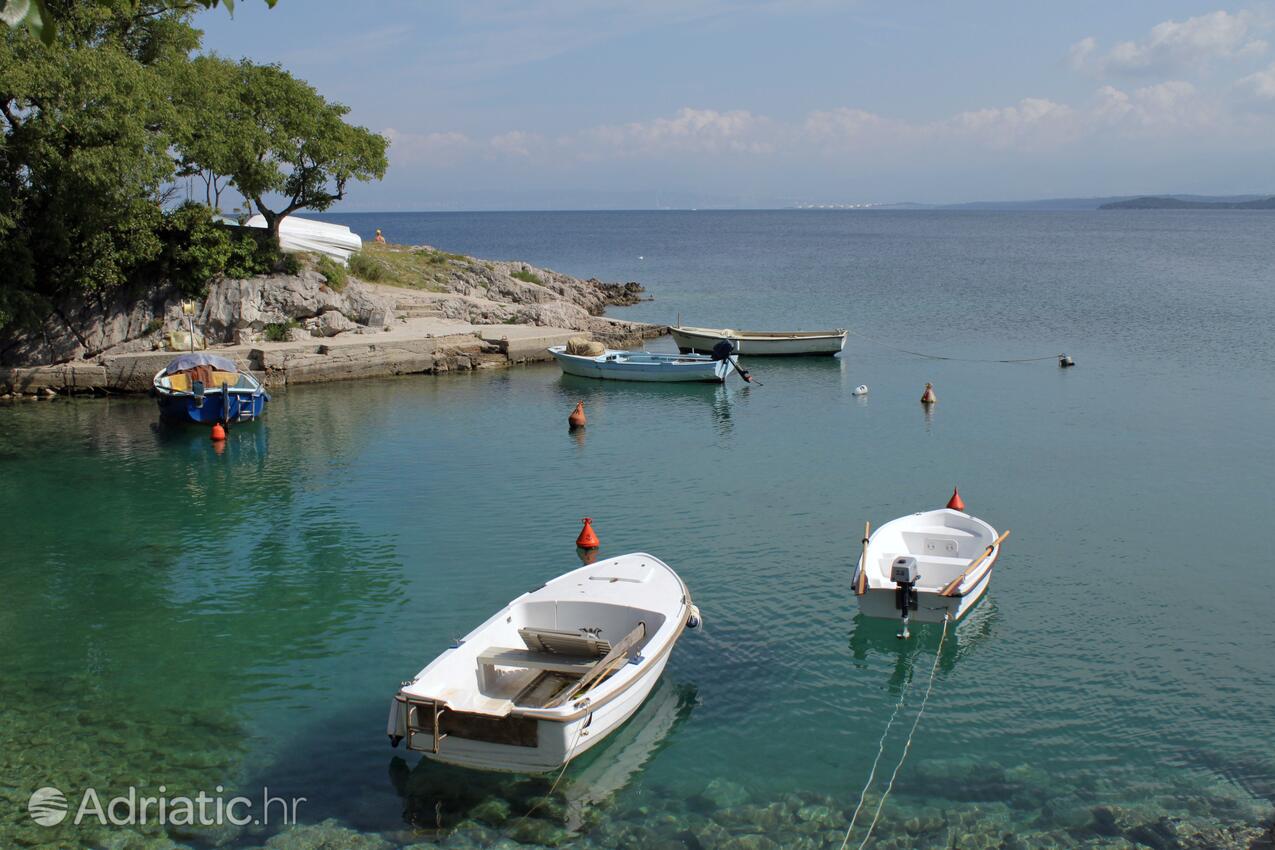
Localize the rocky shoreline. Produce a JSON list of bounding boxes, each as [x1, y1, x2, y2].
[[0, 244, 665, 396]]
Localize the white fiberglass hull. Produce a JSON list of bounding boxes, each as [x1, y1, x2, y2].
[[671, 326, 846, 356], [549, 346, 732, 382], [388, 553, 696, 774], [852, 508, 1001, 626]]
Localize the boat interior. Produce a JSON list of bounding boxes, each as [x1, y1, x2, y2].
[[159, 368, 256, 394], [425, 600, 667, 716], [871, 518, 992, 591]]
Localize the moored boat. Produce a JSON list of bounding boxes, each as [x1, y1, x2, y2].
[[549, 345, 734, 383], [387, 553, 700, 773], [672, 324, 846, 356], [853, 507, 1008, 636], [152, 353, 268, 424]]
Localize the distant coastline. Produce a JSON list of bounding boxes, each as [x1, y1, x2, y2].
[[1098, 195, 1275, 210]]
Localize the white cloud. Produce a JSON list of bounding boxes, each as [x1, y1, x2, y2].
[[582, 108, 774, 156], [1093, 81, 1217, 130], [944, 98, 1078, 149], [381, 129, 473, 164], [1071, 10, 1268, 76], [1237, 61, 1275, 98], [489, 131, 542, 157]]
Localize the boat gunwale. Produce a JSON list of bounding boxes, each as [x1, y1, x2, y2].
[[547, 346, 720, 366], [855, 510, 1000, 596], [151, 367, 265, 398]]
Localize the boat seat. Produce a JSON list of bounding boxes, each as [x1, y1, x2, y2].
[[476, 648, 595, 692], [166, 373, 191, 392], [207, 370, 239, 388], [518, 627, 611, 658]]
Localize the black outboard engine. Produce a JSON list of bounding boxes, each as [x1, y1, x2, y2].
[[891, 555, 920, 639], [710, 339, 735, 361]]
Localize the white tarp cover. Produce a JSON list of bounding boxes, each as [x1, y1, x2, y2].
[[245, 214, 362, 264]]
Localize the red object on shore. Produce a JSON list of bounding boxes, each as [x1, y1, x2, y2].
[[576, 517, 600, 549], [211, 422, 226, 441], [568, 401, 587, 428], [946, 486, 965, 511]]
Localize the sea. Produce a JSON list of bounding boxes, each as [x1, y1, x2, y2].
[[2, 210, 1273, 849]]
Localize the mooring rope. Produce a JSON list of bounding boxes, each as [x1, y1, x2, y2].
[[523, 715, 588, 821], [837, 663, 913, 850], [855, 616, 951, 849], [846, 328, 1062, 364]]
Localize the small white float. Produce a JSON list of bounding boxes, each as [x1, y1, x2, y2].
[[387, 553, 699, 773], [852, 384, 869, 396]]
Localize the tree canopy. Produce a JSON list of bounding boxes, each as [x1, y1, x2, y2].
[[0, 0, 387, 332]]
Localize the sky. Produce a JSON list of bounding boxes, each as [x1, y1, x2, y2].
[[197, 2, 1275, 210]]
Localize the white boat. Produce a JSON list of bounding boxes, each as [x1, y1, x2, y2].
[[245, 214, 362, 263], [671, 324, 846, 356], [387, 553, 700, 773], [549, 346, 733, 383], [852, 508, 1008, 636]]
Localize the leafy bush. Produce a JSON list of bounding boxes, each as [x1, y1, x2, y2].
[[347, 250, 385, 281], [315, 255, 347, 290], [263, 320, 300, 342], [277, 252, 302, 276], [511, 268, 542, 285]]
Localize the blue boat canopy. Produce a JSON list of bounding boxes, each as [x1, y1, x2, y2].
[[165, 353, 237, 373]]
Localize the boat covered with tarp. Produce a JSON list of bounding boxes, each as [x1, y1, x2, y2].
[[152, 353, 268, 424]]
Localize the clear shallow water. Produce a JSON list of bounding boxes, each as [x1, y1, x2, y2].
[[3, 211, 1274, 849]]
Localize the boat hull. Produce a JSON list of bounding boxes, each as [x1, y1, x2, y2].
[[417, 652, 671, 774], [854, 564, 994, 624], [156, 390, 267, 424], [549, 347, 731, 382], [671, 327, 846, 356]]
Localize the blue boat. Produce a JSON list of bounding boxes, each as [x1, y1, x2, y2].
[[152, 353, 269, 424]]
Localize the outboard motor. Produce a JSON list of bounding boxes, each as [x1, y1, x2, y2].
[[192, 379, 205, 409], [891, 555, 920, 639], [710, 339, 735, 361]]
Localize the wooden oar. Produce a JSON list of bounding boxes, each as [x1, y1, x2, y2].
[[855, 521, 870, 596], [939, 530, 1010, 597], [545, 621, 646, 708]]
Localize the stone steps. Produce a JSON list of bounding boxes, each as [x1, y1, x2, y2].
[[395, 303, 445, 319]]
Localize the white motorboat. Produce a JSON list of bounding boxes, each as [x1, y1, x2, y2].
[[852, 508, 1008, 636], [387, 553, 700, 773], [671, 324, 846, 356], [549, 345, 733, 383]]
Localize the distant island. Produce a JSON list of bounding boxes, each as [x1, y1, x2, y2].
[[1099, 196, 1275, 210]]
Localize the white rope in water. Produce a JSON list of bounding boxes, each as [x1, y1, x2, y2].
[[523, 718, 587, 820], [837, 664, 913, 850], [856, 616, 951, 849]]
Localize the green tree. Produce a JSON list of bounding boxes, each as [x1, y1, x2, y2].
[[175, 56, 388, 239], [2, 0, 275, 46]]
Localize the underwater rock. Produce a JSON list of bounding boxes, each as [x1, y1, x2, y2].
[[699, 778, 750, 810], [508, 816, 570, 847], [263, 818, 394, 850], [469, 798, 512, 827]]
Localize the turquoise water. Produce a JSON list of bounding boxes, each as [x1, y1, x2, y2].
[[3, 211, 1274, 849]]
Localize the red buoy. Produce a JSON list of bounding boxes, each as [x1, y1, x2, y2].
[[568, 401, 587, 429], [921, 382, 937, 405], [576, 517, 600, 550], [946, 486, 965, 511], [211, 422, 227, 441]]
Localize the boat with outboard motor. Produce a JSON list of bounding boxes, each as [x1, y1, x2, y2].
[[549, 345, 734, 383], [853, 507, 1008, 637], [152, 353, 268, 424], [387, 552, 700, 773]]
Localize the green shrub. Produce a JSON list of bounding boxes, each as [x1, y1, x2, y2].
[[263, 320, 300, 342], [511, 268, 542, 285], [348, 250, 385, 281], [315, 255, 347, 290], [277, 252, 302, 276], [145, 317, 164, 334]]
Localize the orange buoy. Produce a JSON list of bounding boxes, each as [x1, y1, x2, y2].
[[211, 422, 227, 441], [946, 486, 965, 511], [576, 546, 598, 565], [576, 517, 600, 550], [920, 382, 937, 404], [568, 400, 587, 429]]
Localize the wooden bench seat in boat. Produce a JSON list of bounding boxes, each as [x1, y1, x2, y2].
[[518, 627, 611, 657]]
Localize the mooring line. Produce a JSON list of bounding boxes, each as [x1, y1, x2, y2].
[[855, 616, 951, 849], [838, 662, 913, 850], [846, 328, 1062, 364], [523, 718, 587, 820]]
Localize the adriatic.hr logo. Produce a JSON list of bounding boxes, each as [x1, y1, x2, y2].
[[28, 787, 69, 826]]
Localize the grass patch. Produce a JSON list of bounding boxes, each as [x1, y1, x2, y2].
[[511, 268, 542, 285], [263, 320, 300, 342], [145, 317, 164, 334], [315, 254, 347, 291], [348, 250, 386, 281], [344, 244, 472, 292]]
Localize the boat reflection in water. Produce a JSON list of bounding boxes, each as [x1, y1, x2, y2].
[[387, 679, 696, 834], [848, 598, 1000, 684]]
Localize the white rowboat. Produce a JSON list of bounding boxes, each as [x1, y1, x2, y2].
[[671, 325, 846, 356], [853, 508, 1004, 632], [387, 553, 699, 773], [549, 346, 733, 382]]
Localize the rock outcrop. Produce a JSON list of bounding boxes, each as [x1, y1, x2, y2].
[[0, 249, 658, 368]]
